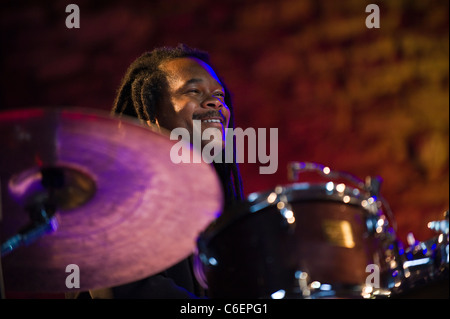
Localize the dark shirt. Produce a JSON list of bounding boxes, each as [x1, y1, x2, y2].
[[111, 256, 204, 299], [67, 256, 205, 299]]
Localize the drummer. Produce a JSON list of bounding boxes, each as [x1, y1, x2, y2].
[[70, 44, 244, 299]]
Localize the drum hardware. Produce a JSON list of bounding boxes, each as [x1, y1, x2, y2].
[[287, 161, 397, 232], [0, 107, 222, 294], [274, 162, 404, 298], [196, 162, 406, 298], [395, 210, 449, 295], [288, 162, 423, 298], [1, 204, 58, 258], [196, 162, 448, 298]]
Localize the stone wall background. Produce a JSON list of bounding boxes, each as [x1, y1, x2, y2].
[[1, 0, 448, 246]]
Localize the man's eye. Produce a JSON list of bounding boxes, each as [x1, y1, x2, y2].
[[187, 89, 200, 94], [214, 92, 225, 97]]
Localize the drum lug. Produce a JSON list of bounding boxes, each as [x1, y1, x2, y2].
[[365, 176, 383, 197]]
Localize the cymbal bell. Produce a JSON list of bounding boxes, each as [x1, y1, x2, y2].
[[0, 107, 223, 293]]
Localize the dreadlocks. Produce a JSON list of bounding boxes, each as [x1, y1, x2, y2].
[[111, 44, 244, 206]]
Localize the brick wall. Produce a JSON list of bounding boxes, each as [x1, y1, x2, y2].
[[1, 0, 448, 245]]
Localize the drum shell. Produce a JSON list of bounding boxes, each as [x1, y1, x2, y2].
[[197, 184, 401, 298]]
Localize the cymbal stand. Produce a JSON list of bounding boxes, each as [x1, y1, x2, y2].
[[1, 204, 58, 257], [1, 165, 95, 258]]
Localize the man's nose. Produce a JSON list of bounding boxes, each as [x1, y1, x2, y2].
[[202, 96, 223, 109]]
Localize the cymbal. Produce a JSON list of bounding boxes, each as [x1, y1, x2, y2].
[[0, 107, 223, 293]]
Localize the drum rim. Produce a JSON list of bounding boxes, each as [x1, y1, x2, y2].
[[246, 182, 372, 213], [198, 182, 381, 244]]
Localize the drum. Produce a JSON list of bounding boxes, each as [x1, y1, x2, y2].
[[195, 163, 405, 299], [394, 210, 449, 298]]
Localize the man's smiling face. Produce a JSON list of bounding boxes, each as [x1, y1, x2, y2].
[[154, 57, 231, 151]]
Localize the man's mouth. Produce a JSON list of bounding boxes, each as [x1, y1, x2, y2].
[[194, 111, 226, 125], [202, 118, 222, 124]]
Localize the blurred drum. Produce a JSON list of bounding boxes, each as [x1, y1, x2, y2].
[[195, 163, 405, 299], [394, 210, 449, 298]]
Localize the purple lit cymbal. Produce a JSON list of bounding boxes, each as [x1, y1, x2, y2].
[[0, 107, 223, 293]]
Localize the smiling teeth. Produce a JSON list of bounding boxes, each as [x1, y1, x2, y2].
[[203, 119, 221, 123]]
